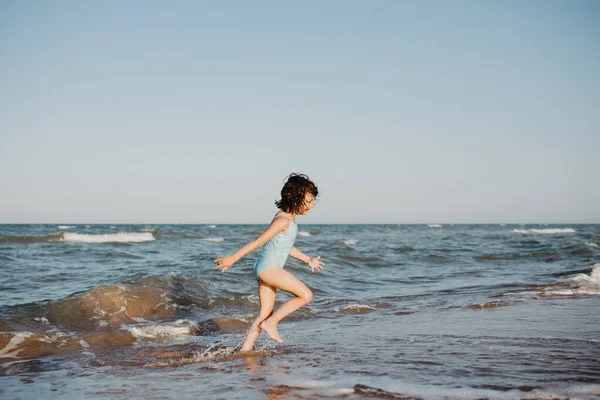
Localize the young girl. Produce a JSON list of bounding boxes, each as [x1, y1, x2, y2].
[[214, 173, 324, 352]]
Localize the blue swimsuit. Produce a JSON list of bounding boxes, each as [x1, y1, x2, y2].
[[253, 214, 298, 277]]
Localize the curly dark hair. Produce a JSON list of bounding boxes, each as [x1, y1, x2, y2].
[[275, 173, 319, 214]]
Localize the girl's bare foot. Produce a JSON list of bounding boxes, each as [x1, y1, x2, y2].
[[239, 326, 261, 353], [260, 320, 283, 343], [239, 341, 255, 353]]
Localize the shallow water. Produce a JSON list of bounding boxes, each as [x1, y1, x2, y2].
[[1, 224, 599, 399]]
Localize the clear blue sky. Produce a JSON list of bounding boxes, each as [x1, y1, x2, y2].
[[1, 1, 598, 223]]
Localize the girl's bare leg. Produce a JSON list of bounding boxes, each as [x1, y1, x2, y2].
[[256, 268, 313, 343], [239, 280, 276, 353]]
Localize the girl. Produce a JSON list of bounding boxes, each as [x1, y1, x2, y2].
[[214, 173, 324, 353]]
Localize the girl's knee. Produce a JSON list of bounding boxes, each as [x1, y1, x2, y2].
[[301, 288, 313, 304]]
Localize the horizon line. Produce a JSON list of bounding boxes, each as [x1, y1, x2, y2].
[[0, 222, 598, 225]]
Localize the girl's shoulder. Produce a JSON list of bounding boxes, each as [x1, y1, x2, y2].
[[272, 213, 296, 224]]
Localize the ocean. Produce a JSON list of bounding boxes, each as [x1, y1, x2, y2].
[[0, 223, 599, 399]]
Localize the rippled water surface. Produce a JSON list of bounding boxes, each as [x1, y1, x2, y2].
[[1, 224, 599, 399]]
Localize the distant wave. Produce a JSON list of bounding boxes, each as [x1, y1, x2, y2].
[[343, 239, 359, 246], [61, 232, 155, 243], [58, 225, 75, 229], [428, 224, 442, 228], [0, 232, 155, 244], [0, 233, 63, 243], [512, 228, 575, 234], [298, 231, 311, 237]]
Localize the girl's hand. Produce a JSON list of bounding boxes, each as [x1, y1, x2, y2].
[[214, 255, 235, 272], [308, 256, 324, 272]]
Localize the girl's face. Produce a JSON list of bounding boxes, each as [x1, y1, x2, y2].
[[299, 193, 316, 215]]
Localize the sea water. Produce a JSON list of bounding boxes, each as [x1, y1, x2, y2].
[[1, 224, 599, 399]]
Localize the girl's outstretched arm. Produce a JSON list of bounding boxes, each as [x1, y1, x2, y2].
[[290, 246, 324, 272], [214, 217, 289, 272]]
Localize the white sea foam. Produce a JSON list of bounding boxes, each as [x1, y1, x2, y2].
[[198, 237, 224, 242], [143, 343, 240, 367], [512, 228, 576, 234], [298, 231, 311, 237], [191, 343, 238, 362], [343, 239, 359, 246], [541, 264, 600, 296], [590, 264, 600, 285], [428, 224, 442, 228], [342, 304, 374, 310], [340, 304, 376, 314], [0, 333, 32, 358], [585, 242, 599, 248], [208, 225, 217, 228], [511, 264, 600, 298], [60, 232, 155, 243], [58, 225, 75, 229], [125, 322, 192, 339], [572, 264, 600, 285]]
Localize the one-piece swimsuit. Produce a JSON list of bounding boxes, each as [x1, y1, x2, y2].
[[253, 214, 297, 277]]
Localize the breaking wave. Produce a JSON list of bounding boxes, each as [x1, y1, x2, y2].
[[503, 264, 600, 299], [512, 228, 576, 234], [0, 232, 156, 244], [0, 274, 254, 363], [61, 232, 155, 243]]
